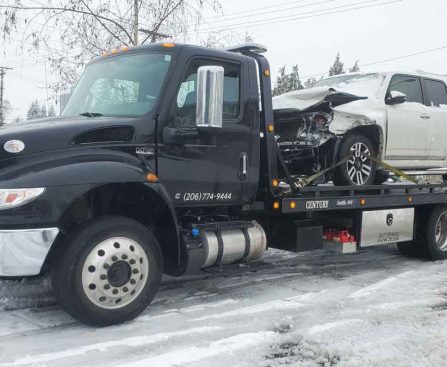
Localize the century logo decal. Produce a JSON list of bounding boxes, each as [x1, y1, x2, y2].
[[305, 200, 329, 210]]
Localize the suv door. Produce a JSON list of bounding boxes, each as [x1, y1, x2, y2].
[[158, 57, 254, 207], [385, 74, 430, 160], [422, 78, 447, 160]]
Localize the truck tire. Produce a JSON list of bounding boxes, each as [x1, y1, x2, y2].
[[333, 134, 377, 186], [51, 216, 163, 326], [420, 205, 447, 260]]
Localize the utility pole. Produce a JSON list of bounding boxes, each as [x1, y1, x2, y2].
[[0, 66, 13, 126], [133, 0, 139, 45]]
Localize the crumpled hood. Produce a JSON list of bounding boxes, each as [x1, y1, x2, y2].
[[272, 87, 367, 113], [0, 115, 137, 159]]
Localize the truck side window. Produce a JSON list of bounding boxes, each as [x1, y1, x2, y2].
[[388, 75, 423, 104], [424, 79, 447, 107], [175, 60, 241, 128]]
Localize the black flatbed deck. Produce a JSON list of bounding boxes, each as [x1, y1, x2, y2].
[[280, 184, 447, 213]]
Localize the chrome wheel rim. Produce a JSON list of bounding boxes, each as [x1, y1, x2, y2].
[[347, 142, 372, 185], [435, 213, 447, 251], [82, 237, 149, 309]]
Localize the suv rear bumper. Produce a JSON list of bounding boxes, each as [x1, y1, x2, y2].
[[0, 228, 59, 277]]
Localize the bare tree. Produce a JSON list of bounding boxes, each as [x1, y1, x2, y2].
[[1, 0, 221, 91]]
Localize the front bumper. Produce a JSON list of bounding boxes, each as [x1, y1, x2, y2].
[[0, 228, 59, 277]]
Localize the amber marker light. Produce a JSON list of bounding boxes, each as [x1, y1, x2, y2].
[[264, 69, 270, 77], [289, 201, 297, 209], [273, 201, 280, 210], [408, 196, 413, 203], [272, 179, 279, 188], [111, 48, 118, 55], [162, 42, 176, 48], [360, 199, 366, 206], [147, 173, 159, 182], [121, 46, 129, 52], [267, 124, 275, 133]]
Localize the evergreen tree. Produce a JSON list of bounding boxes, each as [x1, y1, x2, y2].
[[273, 66, 287, 97], [48, 105, 56, 117], [329, 52, 345, 76], [350, 60, 360, 73], [304, 77, 317, 89], [40, 104, 47, 118], [287, 65, 304, 91], [26, 100, 42, 120], [273, 65, 303, 96]]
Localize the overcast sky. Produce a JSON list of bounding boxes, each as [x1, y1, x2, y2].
[[2, 0, 446, 121]]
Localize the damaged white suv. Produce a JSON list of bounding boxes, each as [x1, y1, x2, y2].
[[273, 72, 447, 186]]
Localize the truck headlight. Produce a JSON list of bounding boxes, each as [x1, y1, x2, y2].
[[0, 188, 45, 210]]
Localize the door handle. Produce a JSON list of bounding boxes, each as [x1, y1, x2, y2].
[[239, 153, 248, 180], [420, 114, 431, 119]]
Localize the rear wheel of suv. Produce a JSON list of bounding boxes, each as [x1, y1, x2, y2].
[[333, 133, 377, 186]]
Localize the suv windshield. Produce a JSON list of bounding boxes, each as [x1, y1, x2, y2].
[[62, 52, 172, 117], [314, 73, 385, 98]]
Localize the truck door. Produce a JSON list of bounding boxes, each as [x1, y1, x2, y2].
[[385, 74, 430, 160], [157, 56, 257, 207]]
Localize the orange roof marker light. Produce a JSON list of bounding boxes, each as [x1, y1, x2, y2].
[[272, 179, 279, 188], [264, 69, 270, 77], [289, 201, 297, 209], [121, 46, 129, 52], [273, 201, 280, 210], [162, 42, 176, 48], [111, 48, 119, 55], [360, 198, 366, 206], [408, 196, 414, 203], [147, 173, 159, 183], [267, 124, 275, 133]]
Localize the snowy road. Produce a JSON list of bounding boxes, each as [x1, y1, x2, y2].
[[1, 245, 447, 367]]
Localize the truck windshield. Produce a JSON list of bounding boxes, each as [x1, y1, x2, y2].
[[61, 52, 172, 117], [313, 73, 385, 98]]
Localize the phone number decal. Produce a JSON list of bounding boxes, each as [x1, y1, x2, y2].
[[175, 192, 232, 202]]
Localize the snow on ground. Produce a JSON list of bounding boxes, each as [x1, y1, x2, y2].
[[1, 245, 447, 367]]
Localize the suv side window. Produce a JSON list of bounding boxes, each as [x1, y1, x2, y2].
[[424, 79, 447, 107], [175, 59, 241, 128], [388, 75, 423, 104]]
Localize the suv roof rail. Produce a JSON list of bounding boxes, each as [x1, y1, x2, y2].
[[416, 69, 447, 78], [224, 43, 268, 54]]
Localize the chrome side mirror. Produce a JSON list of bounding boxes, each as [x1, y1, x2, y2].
[[196, 66, 224, 130], [386, 90, 407, 105]]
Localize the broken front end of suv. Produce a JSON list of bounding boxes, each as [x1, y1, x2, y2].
[[273, 88, 382, 187]]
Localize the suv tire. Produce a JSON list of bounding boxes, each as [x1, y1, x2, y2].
[[333, 133, 377, 186]]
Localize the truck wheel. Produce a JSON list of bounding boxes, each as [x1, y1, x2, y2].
[[421, 205, 447, 260], [51, 216, 162, 326], [333, 134, 377, 186]]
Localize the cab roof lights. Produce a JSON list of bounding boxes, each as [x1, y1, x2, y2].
[[224, 42, 268, 54]]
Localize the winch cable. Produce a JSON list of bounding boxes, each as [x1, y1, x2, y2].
[[294, 152, 418, 188]]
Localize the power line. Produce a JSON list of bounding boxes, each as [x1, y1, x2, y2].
[[196, 0, 335, 25], [197, 0, 402, 33], [296, 44, 447, 81]]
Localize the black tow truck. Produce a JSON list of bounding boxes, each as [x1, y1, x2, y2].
[[1, 43, 447, 326]]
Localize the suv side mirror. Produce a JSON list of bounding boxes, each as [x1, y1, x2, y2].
[[196, 65, 224, 131], [386, 90, 407, 105]]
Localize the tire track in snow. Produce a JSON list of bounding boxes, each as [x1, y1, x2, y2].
[[190, 291, 325, 322], [349, 270, 415, 298], [120, 331, 276, 367], [0, 326, 221, 366]]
